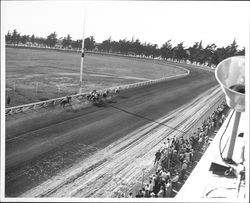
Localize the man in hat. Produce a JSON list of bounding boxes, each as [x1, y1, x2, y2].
[[157, 186, 164, 197], [165, 179, 172, 197], [161, 142, 167, 153], [180, 160, 188, 181], [154, 149, 161, 166], [171, 172, 179, 188]]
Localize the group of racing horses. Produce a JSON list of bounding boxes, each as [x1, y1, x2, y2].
[[60, 88, 120, 108]]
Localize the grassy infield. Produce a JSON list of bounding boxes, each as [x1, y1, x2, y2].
[[6, 47, 186, 107]]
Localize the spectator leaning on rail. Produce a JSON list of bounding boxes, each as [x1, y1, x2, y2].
[[165, 179, 173, 197], [171, 171, 179, 188], [144, 183, 150, 197], [154, 149, 161, 166], [157, 186, 164, 197], [148, 179, 154, 194], [179, 160, 188, 181]]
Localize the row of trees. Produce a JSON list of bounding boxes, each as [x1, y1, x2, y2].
[[6, 29, 245, 67], [5, 30, 57, 47], [5, 29, 96, 50]]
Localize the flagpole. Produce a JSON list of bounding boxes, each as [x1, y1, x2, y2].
[[79, 11, 86, 94]]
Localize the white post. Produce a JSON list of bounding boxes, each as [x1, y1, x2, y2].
[[79, 11, 86, 94], [226, 111, 241, 160]]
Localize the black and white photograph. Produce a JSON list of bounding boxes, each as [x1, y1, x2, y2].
[[1, 0, 249, 202]]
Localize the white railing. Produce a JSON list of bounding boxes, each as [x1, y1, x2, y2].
[[5, 71, 189, 116]]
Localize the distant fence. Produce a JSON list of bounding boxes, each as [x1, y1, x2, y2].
[[5, 71, 189, 116]]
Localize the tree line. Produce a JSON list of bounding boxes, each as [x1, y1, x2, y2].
[[6, 29, 245, 67]]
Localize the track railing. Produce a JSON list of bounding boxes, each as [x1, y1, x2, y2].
[[5, 71, 189, 116]]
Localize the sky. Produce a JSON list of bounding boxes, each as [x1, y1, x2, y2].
[[1, 1, 250, 49]]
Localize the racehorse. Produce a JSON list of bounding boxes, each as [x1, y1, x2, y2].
[[102, 90, 110, 99], [60, 96, 72, 108], [86, 88, 120, 106], [86, 90, 100, 103], [115, 88, 120, 94]]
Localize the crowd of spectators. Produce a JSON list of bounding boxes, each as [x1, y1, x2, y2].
[[126, 102, 229, 198]]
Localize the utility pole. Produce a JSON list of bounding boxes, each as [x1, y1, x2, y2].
[[79, 11, 86, 94]]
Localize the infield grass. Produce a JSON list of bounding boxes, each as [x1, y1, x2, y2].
[[6, 47, 186, 107]]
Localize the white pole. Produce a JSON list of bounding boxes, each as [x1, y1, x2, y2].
[[79, 11, 86, 94], [226, 111, 241, 160]]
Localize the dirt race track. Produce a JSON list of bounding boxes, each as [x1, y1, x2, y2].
[[5, 62, 220, 197]]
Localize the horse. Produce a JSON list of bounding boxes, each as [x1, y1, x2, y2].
[[92, 93, 101, 103], [86, 94, 92, 100], [60, 96, 72, 108], [102, 90, 110, 99], [115, 88, 120, 94]]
